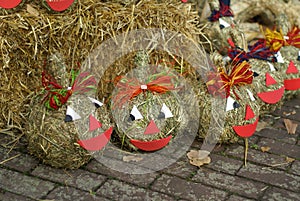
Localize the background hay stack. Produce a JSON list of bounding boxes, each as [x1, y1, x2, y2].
[[1, 0, 207, 168], [0, 0, 201, 129]]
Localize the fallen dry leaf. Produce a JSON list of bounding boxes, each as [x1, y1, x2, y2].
[[123, 155, 143, 162], [283, 110, 296, 116], [283, 119, 298, 134], [260, 146, 271, 152], [285, 157, 295, 163], [187, 150, 211, 167], [256, 121, 269, 132]]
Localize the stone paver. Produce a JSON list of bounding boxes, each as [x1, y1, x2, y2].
[[205, 153, 243, 175], [192, 167, 267, 199], [0, 168, 55, 199], [261, 186, 300, 201], [32, 164, 107, 191], [257, 137, 300, 160], [237, 163, 300, 193], [0, 191, 35, 201], [162, 156, 198, 179], [86, 159, 158, 188], [256, 128, 298, 144], [151, 174, 228, 200], [46, 186, 107, 201], [97, 179, 176, 201], [290, 160, 300, 176], [226, 194, 256, 201], [0, 147, 39, 172], [225, 145, 290, 170]]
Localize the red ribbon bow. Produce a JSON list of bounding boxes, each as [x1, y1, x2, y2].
[[113, 75, 175, 107], [208, 0, 234, 22], [207, 61, 253, 98]]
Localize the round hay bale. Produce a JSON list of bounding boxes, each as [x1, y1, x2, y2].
[[26, 94, 92, 169], [0, 0, 204, 131], [110, 53, 192, 152], [198, 54, 260, 143], [202, 0, 246, 54], [249, 59, 285, 115]]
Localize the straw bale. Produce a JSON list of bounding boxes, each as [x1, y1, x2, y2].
[[0, 0, 203, 130]]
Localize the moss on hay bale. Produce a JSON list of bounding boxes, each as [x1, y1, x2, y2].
[[0, 0, 203, 131]]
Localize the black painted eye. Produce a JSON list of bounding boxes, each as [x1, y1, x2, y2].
[[297, 50, 300, 61], [226, 96, 240, 111], [88, 97, 103, 108], [233, 101, 240, 109], [128, 105, 143, 121], [253, 72, 259, 77], [219, 18, 230, 29], [65, 106, 81, 122], [158, 103, 173, 119]]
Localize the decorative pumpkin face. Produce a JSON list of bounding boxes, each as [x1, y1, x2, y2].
[[249, 59, 285, 113], [111, 66, 185, 152], [66, 96, 113, 152], [205, 0, 244, 54], [264, 26, 300, 98], [204, 60, 259, 143]]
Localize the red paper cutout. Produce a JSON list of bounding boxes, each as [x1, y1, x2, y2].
[[77, 127, 113, 151], [245, 105, 255, 120], [284, 78, 300, 90], [181, 0, 188, 2], [233, 117, 259, 138], [130, 135, 172, 151], [0, 0, 22, 9], [227, 38, 235, 48], [257, 86, 285, 104], [286, 61, 299, 74], [89, 115, 102, 131], [46, 0, 74, 12], [265, 72, 277, 86], [144, 120, 160, 135]]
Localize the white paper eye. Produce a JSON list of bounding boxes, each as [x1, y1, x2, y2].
[[219, 18, 230, 29], [275, 51, 284, 63], [246, 89, 255, 101], [129, 105, 143, 121], [267, 62, 276, 72], [65, 106, 81, 122], [158, 103, 173, 119], [88, 97, 103, 108], [226, 96, 240, 112]]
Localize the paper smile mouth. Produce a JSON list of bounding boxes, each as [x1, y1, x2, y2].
[[130, 135, 172, 151], [77, 127, 113, 151], [284, 78, 300, 91], [257, 86, 285, 104], [232, 117, 259, 138]]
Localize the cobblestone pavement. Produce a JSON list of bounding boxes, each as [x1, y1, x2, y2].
[[0, 95, 299, 201]]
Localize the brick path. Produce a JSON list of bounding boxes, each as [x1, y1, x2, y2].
[[0, 95, 299, 201]]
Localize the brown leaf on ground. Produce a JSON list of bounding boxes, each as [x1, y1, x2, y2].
[[123, 155, 143, 162], [187, 150, 211, 167], [260, 146, 271, 152], [256, 121, 269, 132], [283, 119, 298, 134], [285, 157, 295, 163], [283, 110, 296, 116]]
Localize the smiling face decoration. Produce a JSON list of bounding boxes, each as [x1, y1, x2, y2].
[[111, 65, 185, 152], [204, 59, 260, 143], [264, 26, 300, 99], [25, 54, 113, 169], [205, 0, 244, 54]]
